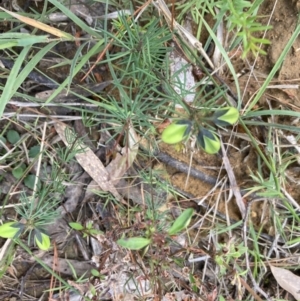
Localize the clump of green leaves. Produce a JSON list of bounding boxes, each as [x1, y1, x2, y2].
[[1, 127, 42, 190], [110, 16, 172, 81], [161, 107, 239, 154], [94, 16, 173, 145], [219, 0, 272, 57], [69, 221, 103, 238], [117, 208, 194, 250], [215, 239, 247, 276], [176, 0, 271, 58], [0, 188, 62, 250]]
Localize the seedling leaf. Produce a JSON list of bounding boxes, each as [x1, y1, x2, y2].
[[168, 208, 194, 235], [213, 107, 239, 127], [7, 130, 20, 144], [12, 166, 25, 179], [117, 237, 151, 250], [197, 129, 220, 154], [69, 222, 84, 231], [28, 145, 40, 158], [0, 222, 24, 238], [0, 136, 6, 145], [24, 174, 41, 190], [161, 120, 192, 144], [34, 230, 51, 250], [91, 269, 101, 277]]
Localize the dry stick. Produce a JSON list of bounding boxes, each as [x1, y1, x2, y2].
[[239, 277, 265, 301], [81, 40, 112, 82], [49, 242, 59, 301], [155, 150, 241, 196], [155, 151, 217, 185], [155, 150, 291, 217], [220, 140, 246, 218], [32, 122, 47, 210]]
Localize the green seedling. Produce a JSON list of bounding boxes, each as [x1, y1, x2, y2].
[[28, 145, 40, 158], [117, 237, 152, 250], [215, 240, 247, 276], [24, 174, 41, 190], [0, 222, 50, 250], [12, 165, 26, 180], [69, 221, 103, 238], [117, 208, 194, 251], [161, 107, 239, 154], [69, 222, 84, 231], [168, 208, 194, 236]]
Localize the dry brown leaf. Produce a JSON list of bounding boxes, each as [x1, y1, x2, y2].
[[106, 124, 139, 185], [270, 265, 300, 300], [85, 125, 139, 199], [0, 7, 73, 39], [54, 123, 124, 202]]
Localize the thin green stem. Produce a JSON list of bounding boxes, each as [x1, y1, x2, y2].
[[239, 119, 280, 191]]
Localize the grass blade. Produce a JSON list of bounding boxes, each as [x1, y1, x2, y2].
[[245, 22, 300, 113], [0, 46, 30, 117], [43, 38, 104, 104]]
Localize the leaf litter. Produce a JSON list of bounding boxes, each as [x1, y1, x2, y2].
[[0, 0, 300, 300]]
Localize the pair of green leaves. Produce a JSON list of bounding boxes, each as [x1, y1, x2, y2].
[[161, 107, 239, 154], [0, 222, 50, 250], [117, 208, 194, 250], [69, 221, 103, 238]]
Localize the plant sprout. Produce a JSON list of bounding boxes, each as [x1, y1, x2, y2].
[[162, 106, 239, 154]]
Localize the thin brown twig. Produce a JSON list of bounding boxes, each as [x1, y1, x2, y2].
[[239, 276, 268, 301], [48, 242, 59, 301], [220, 139, 246, 218]]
